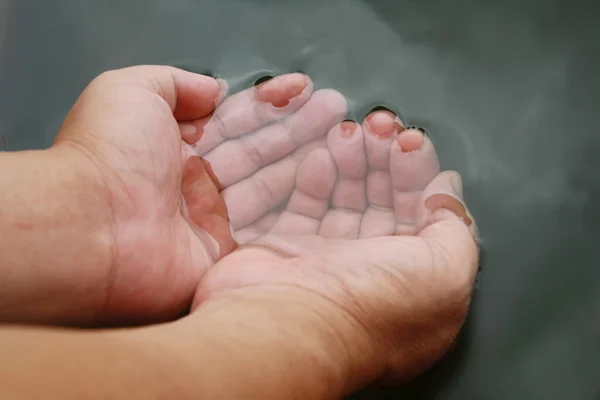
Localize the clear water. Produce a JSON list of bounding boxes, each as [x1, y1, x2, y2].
[[1, 0, 599, 398]]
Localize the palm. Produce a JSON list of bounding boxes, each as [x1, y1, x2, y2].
[[55, 68, 234, 322], [194, 109, 478, 379], [56, 69, 345, 323]]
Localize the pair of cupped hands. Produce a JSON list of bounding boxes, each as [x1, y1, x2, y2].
[[54, 66, 478, 383]]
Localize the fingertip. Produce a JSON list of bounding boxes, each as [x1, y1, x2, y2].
[[254, 72, 312, 108], [180, 122, 202, 145], [172, 69, 222, 121], [313, 88, 348, 116], [396, 128, 425, 153], [416, 171, 477, 238], [425, 194, 472, 227], [339, 120, 358, 138]]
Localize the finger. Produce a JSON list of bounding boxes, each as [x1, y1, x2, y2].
[[416, 171, 478, 238], [98, 65, 223, 122], [180, 156, 236, 259], [319, 122, 367, 239], [360, 110, 404, 238], [234, 211, 281, 244], [223, 156, 298, 230], [390, 128, 440, 234], [222, 138, 327, 230], [204, 89, 347, 188], [417, 171, 479, 283], [190, 73, 314, 154], [180, 143, 224, 191], [271, 148, 337, 234]]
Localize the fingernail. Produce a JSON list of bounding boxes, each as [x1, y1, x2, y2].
[[180, 122, 205, 146], [340, 120, 357, 138], [180, 123, 197, 136], [397, 128, 423, 153], [425, 193, 472, 227], [365, 110, 399, 139], [255, 73, 308, 108]]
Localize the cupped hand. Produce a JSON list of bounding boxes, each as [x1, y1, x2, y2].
[[185, 74, 348, 243], [193, 110, 480, 385], [54, 66, 330, 324]]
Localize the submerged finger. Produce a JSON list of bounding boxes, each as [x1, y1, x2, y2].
[[271, 148, 336, 234], [203, 89, 347, 188], [319, 121, 367, 239], [390, 128, 440, 233], [360, 109, 404, 237], [180, 156, 235, 259], [190, 73, 314, 154], [414, 171, 477, 238]]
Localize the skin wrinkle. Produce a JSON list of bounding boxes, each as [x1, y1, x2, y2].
[[193, 84, 474, 385], [282, 116, 304, 147], [206, 279, 380, 389], [325, 240, 434, 325], [239, 135, 264, 171], [0, 66, 479, 396], [57, 129, 192, 324], [206, 112, 228, 148], [249, 172, 278, 218], [425, 225, 478, 289]]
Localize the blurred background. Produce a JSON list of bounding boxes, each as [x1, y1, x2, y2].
[[1, 0, 599, 398]]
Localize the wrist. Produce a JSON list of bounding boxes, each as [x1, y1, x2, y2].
[[0, 324, 178, 399], [0, 146, 113, 325], [147, 287, 386, 399]]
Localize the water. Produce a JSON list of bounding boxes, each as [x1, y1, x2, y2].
[[1, 0, 599, 398]]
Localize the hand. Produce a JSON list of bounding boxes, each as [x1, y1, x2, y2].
[[53, 67, 334, 324], [193, 109, 479, 388], [0, 103, 479, 400], [185, 74, 348, 243]]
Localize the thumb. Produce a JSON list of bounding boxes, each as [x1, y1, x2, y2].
[[180, 156, 237, 260], [94, 65, 227, 121], [416, 171, 479, 283]]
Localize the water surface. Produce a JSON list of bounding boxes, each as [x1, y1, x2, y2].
[[1, 0, 599, 398]]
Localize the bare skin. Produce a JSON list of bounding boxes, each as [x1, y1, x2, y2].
[[0, 66, 479, 398], [192, 103, 479, 385], [0, 68, 331, 326], [187, 73, 348, 238]]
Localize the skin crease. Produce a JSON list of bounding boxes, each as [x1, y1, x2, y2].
[[191, 105, 479, 385], [51, 67, 235, 326], [0, 66, 479, 399]]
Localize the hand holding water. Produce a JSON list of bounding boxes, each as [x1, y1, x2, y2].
[[0, 66, 479, 398], [192, 93, 479, 385]]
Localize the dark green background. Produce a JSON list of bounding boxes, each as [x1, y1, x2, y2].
[[1, 0, 599, 398]]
